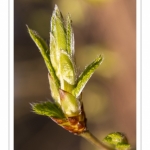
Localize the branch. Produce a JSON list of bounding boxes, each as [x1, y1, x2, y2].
[[80, 130, 114, 150]]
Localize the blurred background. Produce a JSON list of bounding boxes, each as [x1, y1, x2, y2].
[[14, 0, 136, 149]]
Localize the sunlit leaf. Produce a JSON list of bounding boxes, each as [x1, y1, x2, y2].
[[103, 132, 130, 150], [51, 5, 67, 51], [27, 26, 60, 89], [66, 14, 74, 56], [60, 50, 76, 85], [48, 73, 60, 105], [73, 55, 103, 97], [31, 101, 65, 119]]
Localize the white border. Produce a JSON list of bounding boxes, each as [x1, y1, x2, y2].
[[142, 0, 150, 150], [0, 0, 14, 149], [137, 0, 141, 149], [9, 0, 14, 149], [0, 0, 9, 149]]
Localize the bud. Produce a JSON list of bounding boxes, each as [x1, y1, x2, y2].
[[50, 5, 76, 87], [27, 4, 103, 135], [59, 89, 81, 117]]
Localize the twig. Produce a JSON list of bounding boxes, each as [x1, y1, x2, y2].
[[80, 130, 114, 150]]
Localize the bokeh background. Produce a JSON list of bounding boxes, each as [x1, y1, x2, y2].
[[14, 0, 136, 149]]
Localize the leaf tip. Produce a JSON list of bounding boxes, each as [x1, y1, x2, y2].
[[54, 4, 59, 11]]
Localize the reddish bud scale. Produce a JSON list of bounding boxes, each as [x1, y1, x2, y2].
[[51, 103, 87, 134], [68, 116, 79, 125]]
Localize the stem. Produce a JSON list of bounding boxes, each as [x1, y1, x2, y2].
[[80, 130, 114, 150]]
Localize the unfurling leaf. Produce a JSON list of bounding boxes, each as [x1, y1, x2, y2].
[[31, 101, 65, 119], [103, 132, 131, 150], [73, 55, 103, 97], [103, 132, 128, 145], [48, 74, 60, 105], [66, 14, 74, 56], [50, 5, 76, 87], [60, 50, 76, 85], [51, 5, 67, 51], [27, 25, 60, 89]]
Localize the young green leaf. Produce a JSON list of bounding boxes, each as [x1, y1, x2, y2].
[[66, 14, 74, 56], [31, 101, 65, 119], [49, 33, 58, 74], [27, 25, 49, 59], [27, 25, 60, 89], [51, 5, 67, 51], [48, 73, 60, 105], [72, 55, 103, 98], [103, 132, 128, 146], [60, 50, 76, 85]]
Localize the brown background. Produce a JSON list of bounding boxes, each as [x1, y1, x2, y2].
[[14, 0, 136, 149]]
